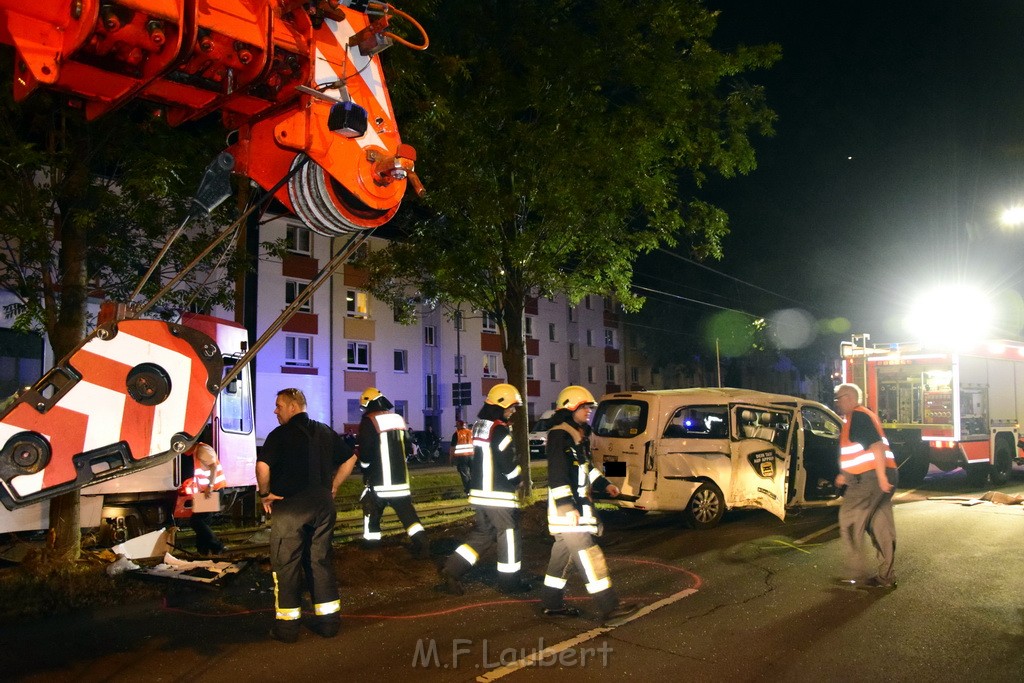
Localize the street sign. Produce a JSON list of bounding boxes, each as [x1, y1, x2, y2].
[[452, 381, 472, 406]]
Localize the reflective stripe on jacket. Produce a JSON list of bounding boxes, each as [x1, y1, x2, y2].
[[546, 421, 605, 534], [359, 411, 412, 497], [839, 405, 897, 474], [467, 419, 522, 508]]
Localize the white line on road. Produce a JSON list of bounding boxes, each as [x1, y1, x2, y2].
[[475, 587, 699, 682]]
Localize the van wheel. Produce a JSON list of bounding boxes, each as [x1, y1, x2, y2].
[[685, 482, 725, 530]]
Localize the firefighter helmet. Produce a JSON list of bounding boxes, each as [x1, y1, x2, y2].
[[360, 387, 385, 407], [485, 383, 523, 408], [556, 385, 597, 411]]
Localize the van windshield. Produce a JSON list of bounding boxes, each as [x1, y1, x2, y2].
[[593, 400, 648, 438]]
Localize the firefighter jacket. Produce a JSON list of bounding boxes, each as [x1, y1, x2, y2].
[[450, 426, 473, 458], [839, 405, 897, 475], [358, 410, 413, 498], [467, 417, 522, 508], [182, 442, 226, 495], [545, 411, 610, 534]]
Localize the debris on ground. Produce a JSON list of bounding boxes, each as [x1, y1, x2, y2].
[[136, 553, 246, 584]]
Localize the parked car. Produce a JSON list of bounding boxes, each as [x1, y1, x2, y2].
[[590, 388, 842, 529], [528, 410, 557, 459]]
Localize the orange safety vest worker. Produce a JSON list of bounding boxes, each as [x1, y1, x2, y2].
[[839, 406, 897, 474], [182, 442, 226, 495], [452, 425, 473, 458]]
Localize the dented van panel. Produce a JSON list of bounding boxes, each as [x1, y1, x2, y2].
[[592, 388, 841, 529]]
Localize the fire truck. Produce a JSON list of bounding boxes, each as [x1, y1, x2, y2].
[[840, 339, 1024, 487], [0, 1, 426, 521]]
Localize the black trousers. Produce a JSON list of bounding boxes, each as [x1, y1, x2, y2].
[[454, 457, 472, 494], [189, 512, 224, 555], [361, 490, 425, 541], [444, 506, 521, 577], [269, 488, 341, 627]]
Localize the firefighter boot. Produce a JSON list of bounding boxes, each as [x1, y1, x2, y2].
[[439, 567, 466, 596], [270, 621, 300, 643], [411, 532, 431, 559], [497, 572, 533, 594]]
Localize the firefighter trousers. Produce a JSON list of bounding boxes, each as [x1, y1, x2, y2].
[[444, 506, 521, 578], [361, 490, 426, 545], [838, 468, 898, 584], [540, 531, 618, 616], [269, 488, 341, 629]]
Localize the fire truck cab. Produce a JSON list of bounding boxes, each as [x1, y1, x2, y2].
[[841, 340, 1024, 487]]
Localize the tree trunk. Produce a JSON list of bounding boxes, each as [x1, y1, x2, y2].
[[498, 295, 532, 499], [44, 153, 91, 563]]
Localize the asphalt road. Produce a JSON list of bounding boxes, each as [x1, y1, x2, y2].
[[7, 467, 1024, 682]]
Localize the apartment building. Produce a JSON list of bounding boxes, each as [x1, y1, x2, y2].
[[252, 216, 637, 443]]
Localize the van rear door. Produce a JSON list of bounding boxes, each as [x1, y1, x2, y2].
[[591, 399, 650, 499], [729, 404, 794, 521]]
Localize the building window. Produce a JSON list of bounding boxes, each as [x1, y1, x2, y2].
[[347, 341, 370, 371], [483, 353, 498, 378], [346, 289, 368, 318], [347, 398, 362, 423], [550, 362, 558, 381], [424, 325, 437, 346], [606, 364, 617, 383], [587, 366, 595, 383], [526, 357, 535, 380], [585, 295, 593, 309], [455, 312, 466, 331], [286, 223, 311, 255], [284, 335, 312, 367], [548, 323, 557, 342], [604, 297, 616, 313], [604, 329, 617, 349], [586, 330, 594, 347], [425, 374, 438, 409], [394, 349, 408, 373], [482, 312, 498, 333], [524, 316, 535, 339], [568, 305, 577, 322], [569, 343, 578, 360], [631, 366, 640, 384], [454, 354, 465, 375], [286, 280, 311, 313], [393, 400, 408, 420]]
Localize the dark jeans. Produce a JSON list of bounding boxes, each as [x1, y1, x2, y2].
[[190, 512, 224, 555]]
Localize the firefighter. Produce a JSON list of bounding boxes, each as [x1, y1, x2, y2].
[[183, 438, 226, 556], [449, 420, 474, 494], [357, 387, 431, 558], [540, 385, 641, 625], [440, 383, 530, 595]]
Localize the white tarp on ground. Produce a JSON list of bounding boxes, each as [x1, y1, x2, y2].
[[135, 552, 245, 584], [110, 527, 175, 560]]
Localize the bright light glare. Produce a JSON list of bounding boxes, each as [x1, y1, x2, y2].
[[1000, 206, 1024, 227], [903, 285, 994, 348]]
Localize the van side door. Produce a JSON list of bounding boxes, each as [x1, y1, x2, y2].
[[729, 404, 794, 520]]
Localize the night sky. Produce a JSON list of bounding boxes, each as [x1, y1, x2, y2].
[[637, 0, 1024, 350]]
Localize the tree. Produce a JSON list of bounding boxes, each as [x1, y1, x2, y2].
[[367, 0, 780, 490], [0, 59, 240, 562]]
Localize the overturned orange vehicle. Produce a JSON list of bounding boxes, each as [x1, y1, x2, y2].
[[0, 0, 426, 235]]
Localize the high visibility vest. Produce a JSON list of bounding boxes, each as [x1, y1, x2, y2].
[[360, 411, 412, 498], [839, 406, 897, 474], [182, 443, 226, 494], [452, 428, 473, 457]]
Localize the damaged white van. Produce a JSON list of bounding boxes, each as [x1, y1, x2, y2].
[[590, 388, 842, 529]]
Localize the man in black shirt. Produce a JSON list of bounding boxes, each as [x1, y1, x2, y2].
[[256, 388, 356, 642]]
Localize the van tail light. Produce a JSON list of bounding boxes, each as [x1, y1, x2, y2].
[[643, 440, 654, 472]]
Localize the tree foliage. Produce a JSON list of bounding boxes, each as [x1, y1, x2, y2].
[[365, 0, 779, 483], [0, 54, 242, 561]]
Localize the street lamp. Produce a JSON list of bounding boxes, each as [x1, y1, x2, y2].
[[903, 284, 994, 348], [999, 206, 1024, 227]]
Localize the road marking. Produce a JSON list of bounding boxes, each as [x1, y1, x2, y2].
[[795, 523, 838, 545], [475, 587, 698, 682]]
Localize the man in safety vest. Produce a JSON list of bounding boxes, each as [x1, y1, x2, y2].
[[834, 382, 898, 589], [449, 420, 473, 494], [440, 384, 530, 595], [540, 385, 641, 625], [357, 387, 431, 559], [180, 438, 226, 556]]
